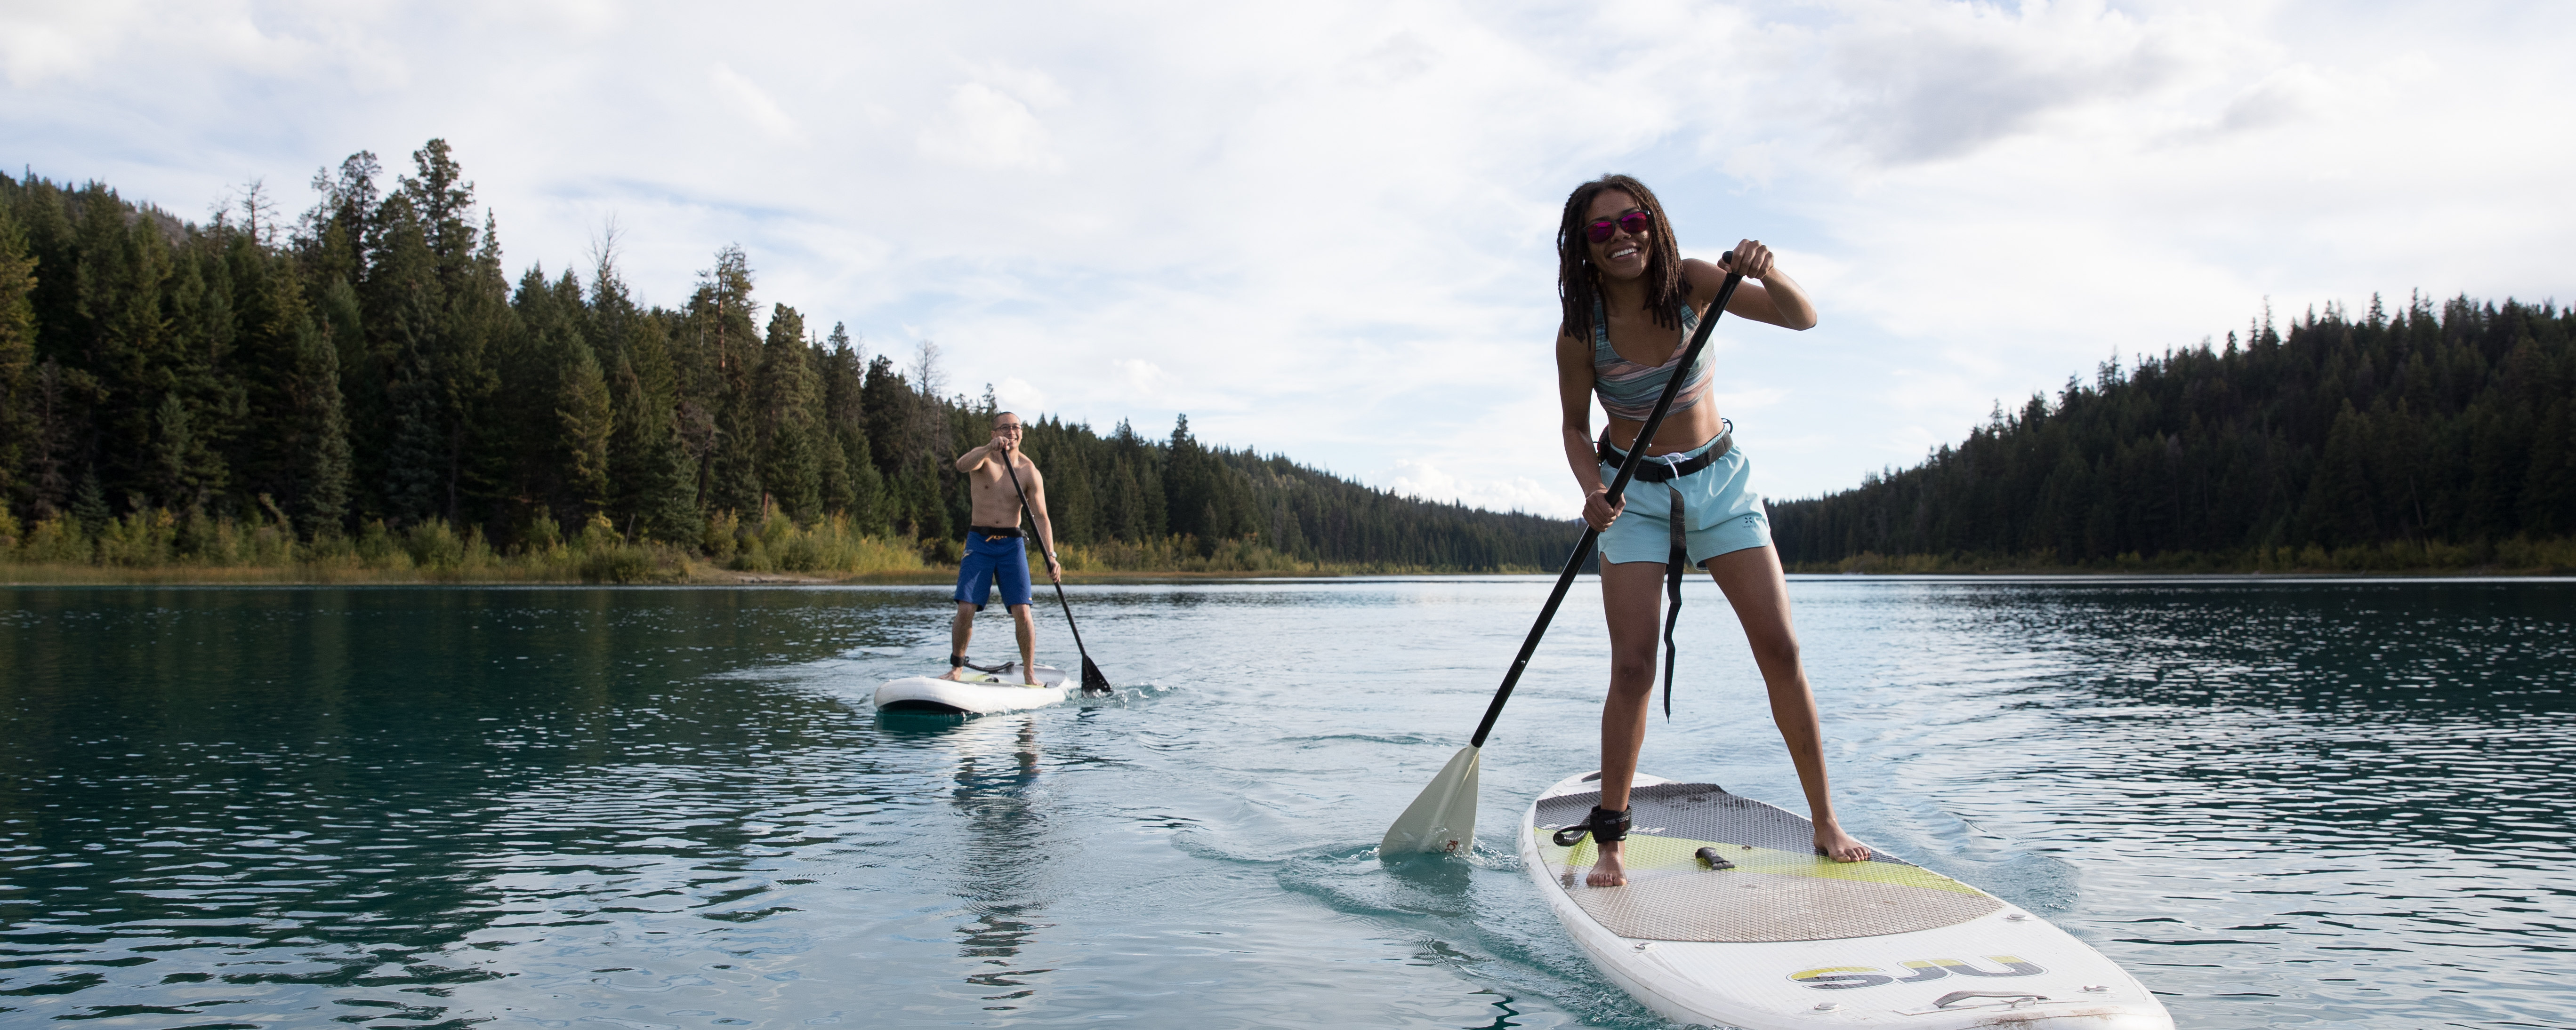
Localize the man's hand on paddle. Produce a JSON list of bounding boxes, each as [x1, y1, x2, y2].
[[1044, 553, 1062, 584], [1582, 483, 1626, 531]]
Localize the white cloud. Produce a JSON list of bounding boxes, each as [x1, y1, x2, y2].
[[4, 0, 2568, 515], [1115, 359, 1171, 397], [1385, 459, 1562, 518], [1822, 0, 2193, 164], [2208, 64, 2332, 136], [993, 377, 1047, 415], [709, 63, 800, 143], [0, 0, 143, 85], [917, 81, 1062, 171]]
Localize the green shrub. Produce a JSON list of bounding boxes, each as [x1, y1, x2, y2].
[[355, 519, 411, 569], [96, 509, 177, 567], [18, 515, 91, 564], [404, 519, 468, 570], [578, 545, 664, 583], [701, 509, 740, 560], [523, 511, 563, 553]]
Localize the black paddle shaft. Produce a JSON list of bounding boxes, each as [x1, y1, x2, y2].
[[1467, 271, 1744, 748], [998, 449, 1112, 695]]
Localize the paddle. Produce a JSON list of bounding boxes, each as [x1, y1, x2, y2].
[[1380, 267, 1745, 857], [998, 447, 1114, 696]]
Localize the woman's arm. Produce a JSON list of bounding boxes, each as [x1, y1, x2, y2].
[[1558, 329, 1624, 531], [1682, 242, 1817, 330]]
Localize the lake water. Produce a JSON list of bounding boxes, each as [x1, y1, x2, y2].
[[3, 576, 2571, 1029]]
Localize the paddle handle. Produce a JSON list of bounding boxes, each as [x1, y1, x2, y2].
[[998, 449, 1099, 672], [1466, 271, 1743, 748]]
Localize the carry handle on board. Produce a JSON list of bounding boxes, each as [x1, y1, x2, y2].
[[999, 448, 1114, 696], [1380, 266, 1745, 856]]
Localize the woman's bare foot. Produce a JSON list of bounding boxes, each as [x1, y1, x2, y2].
[[1815, 822, 1871, 862], [1587, 839, 1629, 886]]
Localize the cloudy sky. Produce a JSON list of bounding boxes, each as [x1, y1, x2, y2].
[[4, 0, 2567, 516]]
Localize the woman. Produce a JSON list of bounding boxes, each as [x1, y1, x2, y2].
[[1552, 174, 1868, 886]]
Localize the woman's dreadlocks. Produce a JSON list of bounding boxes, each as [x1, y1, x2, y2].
[[1556, 174, 1688, 340]]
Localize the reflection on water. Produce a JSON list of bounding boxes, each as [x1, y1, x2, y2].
[[942, 716, 1051, 1012], [1, 578, 2571, 1029]]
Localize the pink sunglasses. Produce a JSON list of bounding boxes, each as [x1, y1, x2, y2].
[[1585, 210, 1652, 243]]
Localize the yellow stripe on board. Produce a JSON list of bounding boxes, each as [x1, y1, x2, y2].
[[1542, 834, 1988, 897]]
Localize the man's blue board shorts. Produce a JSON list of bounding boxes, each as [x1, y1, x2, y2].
[[956, 532, 1034, 610]]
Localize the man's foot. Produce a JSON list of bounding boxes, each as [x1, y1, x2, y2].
[[938, 656, 970, 682], [1815, 822, 1871, 862], [1587, 839, 1628, 886]]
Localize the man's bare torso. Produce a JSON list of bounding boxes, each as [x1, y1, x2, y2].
[[965, 453, 1041, 528]]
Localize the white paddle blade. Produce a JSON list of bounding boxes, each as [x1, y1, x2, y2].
[[1379, 745, 1480, 857]]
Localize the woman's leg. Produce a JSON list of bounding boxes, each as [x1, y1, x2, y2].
[[1591, 558, 1667, 886], [1702, 545, 1871, 862]]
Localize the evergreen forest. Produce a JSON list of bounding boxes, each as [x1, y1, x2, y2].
[[1771, 295, 2576, 572], [0, 141, 1578, 579]]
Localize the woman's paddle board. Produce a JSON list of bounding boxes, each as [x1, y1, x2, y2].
[[1521, 772, 2172, 1029], [873, 663, 1070, 716]]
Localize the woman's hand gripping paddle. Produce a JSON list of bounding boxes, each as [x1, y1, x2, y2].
[[1380, 269, 1745, 857], [1000, 451, 1114, 696]]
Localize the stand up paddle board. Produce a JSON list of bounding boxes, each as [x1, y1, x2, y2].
[[873, 662, 1070, 716], [1521, 772, 2172, 1030]]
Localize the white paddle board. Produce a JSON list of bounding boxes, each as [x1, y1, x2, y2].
[[873, 662, 1070, 716], [1521, 772, 2172, 1030]]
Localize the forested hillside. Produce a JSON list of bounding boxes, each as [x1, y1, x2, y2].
[[0, 141, 1576, 575], [1772, 295, 2576, 571]]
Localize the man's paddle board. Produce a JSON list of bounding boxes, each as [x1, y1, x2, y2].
[[1520, 772, 2172, 1030], [873, 663, 1070, 716]]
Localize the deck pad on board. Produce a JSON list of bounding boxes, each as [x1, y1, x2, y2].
[[1533, 782, 2002, 943]]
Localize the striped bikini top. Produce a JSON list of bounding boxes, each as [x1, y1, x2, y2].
[[1591, 298, 1709, 423]]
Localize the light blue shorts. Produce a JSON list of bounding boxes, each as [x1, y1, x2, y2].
[[1598, 434, 1772, 567]]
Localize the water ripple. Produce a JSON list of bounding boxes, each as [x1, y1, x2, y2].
[[2, 579, 2570, 1027]]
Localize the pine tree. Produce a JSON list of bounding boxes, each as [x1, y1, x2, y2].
[[754, 303, 821, 519], [558, 330, 613, 517], [0, 201, 35, 514], [688, 245, 763, 517], [370, 193, 448, 524], [817, 323, 884, 528], [293, 313, 352, 535]]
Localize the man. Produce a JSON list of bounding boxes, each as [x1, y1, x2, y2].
[[940, 412, 1063, 684]]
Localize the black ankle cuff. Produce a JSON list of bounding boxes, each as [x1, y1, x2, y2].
[[950, 654, 966, 668], [1588, 806, 1631, 845], [1552, 806, 1632, 847]]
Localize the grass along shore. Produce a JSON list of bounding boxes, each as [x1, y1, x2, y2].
[[0, 503, 1545, 585], [26, 503, 2561, 584], [1786, 535, 2576, 576]]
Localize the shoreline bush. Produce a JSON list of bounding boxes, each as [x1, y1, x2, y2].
[[1789, 535, 2576, 575], [0, 502, 934, 583]]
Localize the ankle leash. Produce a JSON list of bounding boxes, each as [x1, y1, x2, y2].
[[1552, 805, 1631, 847]]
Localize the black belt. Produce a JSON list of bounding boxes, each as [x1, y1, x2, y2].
[[969, 525, 1022, 539], [1597, 429, 1731, 483]]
